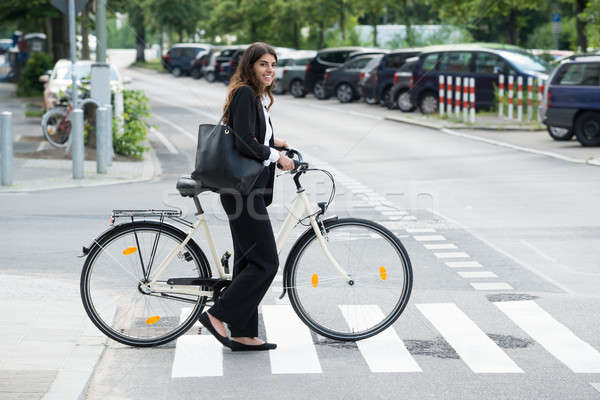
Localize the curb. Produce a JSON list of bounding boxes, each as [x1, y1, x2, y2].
[[385, 115, 544, 131], [385, 115, 600, 167], [0, 145, 160, 193]]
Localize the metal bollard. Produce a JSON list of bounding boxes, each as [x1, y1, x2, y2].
[[96, 106, 108, 174], [105, 104, 114, 166], [517, 76, 523, 122], [439, 75, 445, 117], [469, 78, 476, 123], [446, 76, 453, 117], [1, 111, 14, 186], [508, 75, 514, 120], [537, 78, 544, 123], [455, 76, 461, 119], [115, 90, 124, 135], [462, 79, 469, 122], [71, 108, 84, 179], [527, 76, 533, 121], [498, 74, 504, 118]]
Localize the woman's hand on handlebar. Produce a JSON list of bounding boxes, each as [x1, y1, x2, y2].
[[277, 152, 295, 171], [273, 138, 288, 149]]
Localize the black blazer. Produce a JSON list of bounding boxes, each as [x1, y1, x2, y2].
[[227, 85, 276, 206]]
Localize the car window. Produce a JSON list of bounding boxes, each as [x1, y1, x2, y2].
[[421, 53, 439, 72], [278, 59, 291, 67], [319, 51, 348, 64], [496, 50, 551, 73], [55, 64, 119, 81], [220, 49, 236, 57], [170, 48, 182, 57], [474, 52, 507, 74], [439, 52, 472, 73], [555, 63, 600, 86], [345, 57, 372, 70], [399, 60, 417, 72], [384, 54, 410, 69], [295, 57, 313, 66]]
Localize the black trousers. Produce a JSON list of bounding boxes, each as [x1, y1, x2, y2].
[[208, 170, 279, 337]]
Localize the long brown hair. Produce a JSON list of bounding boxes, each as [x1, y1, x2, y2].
[[222, 42, 278, 124]]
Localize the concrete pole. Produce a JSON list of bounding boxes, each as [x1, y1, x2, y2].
[[96, 106, 108, 174], [105, 104, 113, 166], [69, 0, 78, 107], [1, 111, 14, 186], [71, 109, 84, 179], [115, 90, 124, 135], [96, 0, 107, 63]]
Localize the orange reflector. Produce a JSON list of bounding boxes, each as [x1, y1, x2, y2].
[[146, 316, 160, 325], [122, 247, 137, 255], [311, 273, 319, 288], [379, 266, 387, 280]]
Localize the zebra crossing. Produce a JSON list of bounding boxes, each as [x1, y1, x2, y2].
[[169, 300, 600, 378]]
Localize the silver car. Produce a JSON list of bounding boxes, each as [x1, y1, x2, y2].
[[274, 50, 316, 97]]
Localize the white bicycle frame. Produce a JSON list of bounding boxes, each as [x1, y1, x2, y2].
[[144, 190, 351, 298]]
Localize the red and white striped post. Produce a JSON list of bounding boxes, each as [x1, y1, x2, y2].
[[462, 78, 469, 122], [507, 75, 514, 119], [439, 75, 445, 116], [527, 76, 533, 121], [446, 76, 453, 117], [517, 76, 523, 122], [498, 74, 504, 118], [537, 78, 545, 123], [469, 77, 475, 123], [455, 77, 461, 119]]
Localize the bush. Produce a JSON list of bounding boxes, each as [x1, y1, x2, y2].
[[16, 52, 54, 97], [112, 89, 151, 159]]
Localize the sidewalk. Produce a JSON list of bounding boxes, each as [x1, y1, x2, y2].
[[386, 113, 600, 166], [0, 83, 159, 193]]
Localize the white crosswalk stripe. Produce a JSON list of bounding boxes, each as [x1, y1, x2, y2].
[[262, 305, 322, 374], [495, 300, 600, 373], [414, 235, 446, 242], [416, 303, 523, 373], [340, 305, 421, 373]]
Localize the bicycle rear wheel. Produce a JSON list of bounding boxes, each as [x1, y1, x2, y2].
[[41, 107, 71, 147], [285, 218, 412, 341], [80, 221, 211, 347]]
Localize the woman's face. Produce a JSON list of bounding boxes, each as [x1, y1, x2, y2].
[[253, 53, 277, 88]]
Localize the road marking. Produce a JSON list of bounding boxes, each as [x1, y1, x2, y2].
[[417, 303, 523, 373], [435, 251, 470, 259], [591, 383, 600, 393], [495, 300, 600, 373], [340, 305, 422, 373], [151, 128, 179, 154], [172, 308, 222, 377], [457, 271, 498, 278], [151, 112, 196, 142], [406, 228, 436, 233], [424, 243, 457, 250], [446, 261, 482, 268], [471, 282, 513, 290], [413, 235, 446, 242], [262, 305, 322, 374]]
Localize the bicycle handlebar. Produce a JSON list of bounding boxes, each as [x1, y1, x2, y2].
[[273, 146, 308, 172]]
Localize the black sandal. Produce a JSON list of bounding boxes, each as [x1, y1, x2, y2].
[[198, 312, 231, 348], [230, 340, 277, 352]]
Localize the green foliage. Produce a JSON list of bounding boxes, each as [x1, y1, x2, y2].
[[526, 17, 577, 50], [112, 89, 151, 159], [107, 16, 137, 48], [387, 25, 473, 48], [16, 52, 53, 97]]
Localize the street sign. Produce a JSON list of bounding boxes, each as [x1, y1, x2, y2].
[[50, 0, 89, 15], [551, 13, 561, 23]]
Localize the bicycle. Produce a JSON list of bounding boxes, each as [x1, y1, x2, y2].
[[41, 83, 98, 148], [79, 149, 413, 347]]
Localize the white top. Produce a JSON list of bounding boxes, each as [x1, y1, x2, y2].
[[262, 95, 280, 167]]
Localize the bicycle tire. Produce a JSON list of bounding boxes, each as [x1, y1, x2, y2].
[[41, 107, 71, 147], [80, 221, 211, 347], [284, 218, 413, 341]]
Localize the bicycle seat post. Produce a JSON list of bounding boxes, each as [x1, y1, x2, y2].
[[193, 196, 204, 216]]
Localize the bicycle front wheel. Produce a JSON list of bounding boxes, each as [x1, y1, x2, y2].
[[41, 107, 71, 147], [285, 218, 412, 341], [81, 221, 211, 347]]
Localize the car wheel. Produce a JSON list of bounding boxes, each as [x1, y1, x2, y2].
[[205, 71, 215, 82], [336, 83, 353, 103], [397, 89, 416, 113], [172, 67, 182, 77], [546, 126, 574, 141], [313, 82, 329, 100], [418, 92, 438, 115], [290, 80, 306, 98], [575, 112, 600, 146], [273, 80, 285, 95], [382, 87, 394, 108], [191, 68, 202, 80]]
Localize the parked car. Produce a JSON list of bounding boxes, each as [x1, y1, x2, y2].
[[358, 63, 379, 104], [162, 43, 211, 77], [189, 46, 219, 79], [388, 56, 420, 111], [304, 47, 387, 99], [39, 59, 124, 110], [273, 50, 317, 96], [409, 44, 552, 114], [541, 55, 600, 146], [0, 39, 12, 54], [323, 54, 384, 103], [214, 46, 242, 82], [224, 45, 251, 83], [365, 48, 422, 106]]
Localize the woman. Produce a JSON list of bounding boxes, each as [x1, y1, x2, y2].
[[198, 42, 295, 351]]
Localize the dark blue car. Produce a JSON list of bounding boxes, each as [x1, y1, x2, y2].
[[372, 48, 421, 105], [542, 55, 600, 146]]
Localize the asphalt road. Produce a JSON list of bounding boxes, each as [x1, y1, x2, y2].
[[3, 50, 600, 399]]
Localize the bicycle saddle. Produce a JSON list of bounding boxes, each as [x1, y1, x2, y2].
[[176, 176, 213, 197]]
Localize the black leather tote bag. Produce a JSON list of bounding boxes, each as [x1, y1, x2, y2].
[[191, 115, 267, 195]]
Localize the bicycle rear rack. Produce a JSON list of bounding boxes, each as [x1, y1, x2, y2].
[[111, 209, 191, 226]]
